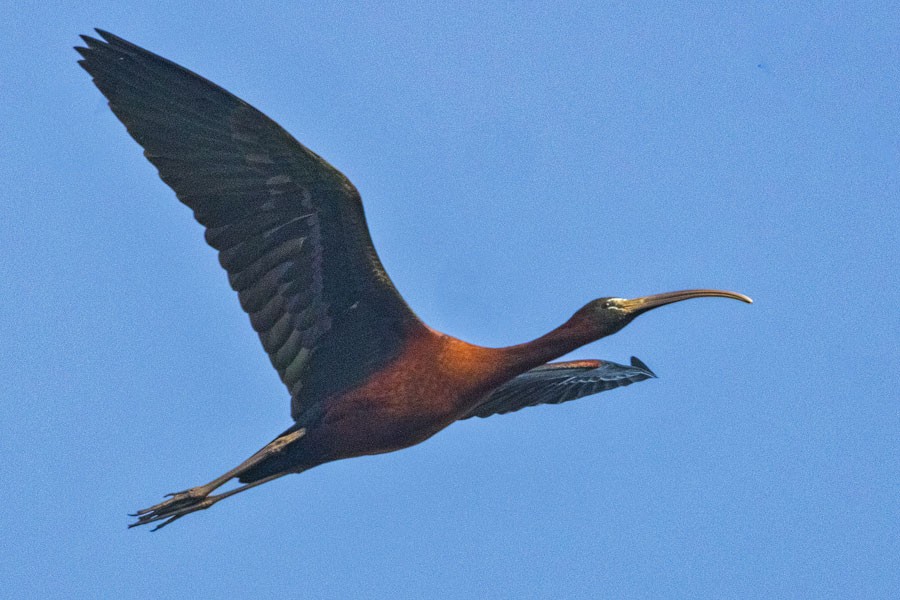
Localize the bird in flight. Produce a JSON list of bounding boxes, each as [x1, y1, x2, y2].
[[76, 30, 751, 530]]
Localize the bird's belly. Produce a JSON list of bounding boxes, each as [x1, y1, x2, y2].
[[315, 388, 471, 459]]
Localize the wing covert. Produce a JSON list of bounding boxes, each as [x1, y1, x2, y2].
[[77, 30, 423, 422], [464, 357, 656, 420]]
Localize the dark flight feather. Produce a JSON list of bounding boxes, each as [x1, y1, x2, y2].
[[465, 357, 656, 419], [77, 30, 423, 423]]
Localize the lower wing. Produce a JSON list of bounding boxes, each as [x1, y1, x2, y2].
[[463, 357, 656, 420]]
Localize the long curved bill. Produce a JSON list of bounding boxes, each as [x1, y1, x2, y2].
[[620, 289, 752, 316]]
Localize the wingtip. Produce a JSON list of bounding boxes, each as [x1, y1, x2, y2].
[[95, 29, 142, 51], [94, 28, 118, 43], [77, 34, 99, 49], [77, 29, 126, 51], [630, 356, 657, 378]]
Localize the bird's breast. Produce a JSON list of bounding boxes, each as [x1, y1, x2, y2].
[[314, 329, 509, 459]]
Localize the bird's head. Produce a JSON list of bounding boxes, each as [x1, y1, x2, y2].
[[576, 289, 752, 338]]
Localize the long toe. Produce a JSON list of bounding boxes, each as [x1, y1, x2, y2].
[[129, 496, 216, 529], [130, 486, 213, 517], [129, 487, 217, 528]]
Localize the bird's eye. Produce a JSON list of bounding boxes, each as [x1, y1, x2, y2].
[[599, 299, 626, 312]]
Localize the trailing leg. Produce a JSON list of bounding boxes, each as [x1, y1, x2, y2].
[[129, 427, 306, 530]]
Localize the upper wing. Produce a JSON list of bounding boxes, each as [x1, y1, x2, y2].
[[77, 30, 424, 422], [463, 357, 656, 419]]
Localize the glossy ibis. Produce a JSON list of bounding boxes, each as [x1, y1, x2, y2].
[[76, 30, 751, 530]]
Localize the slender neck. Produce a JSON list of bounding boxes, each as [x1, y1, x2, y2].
[[496, 314, 599, 376]]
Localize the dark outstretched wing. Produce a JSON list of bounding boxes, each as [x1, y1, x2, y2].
[[464, 357, 656, 419], [77, 30, 424, 422]]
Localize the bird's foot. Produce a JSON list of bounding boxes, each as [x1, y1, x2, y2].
[[129, 486, 217, 531]]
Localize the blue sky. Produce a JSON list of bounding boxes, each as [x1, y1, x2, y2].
[[1, 2, 897, 598]]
